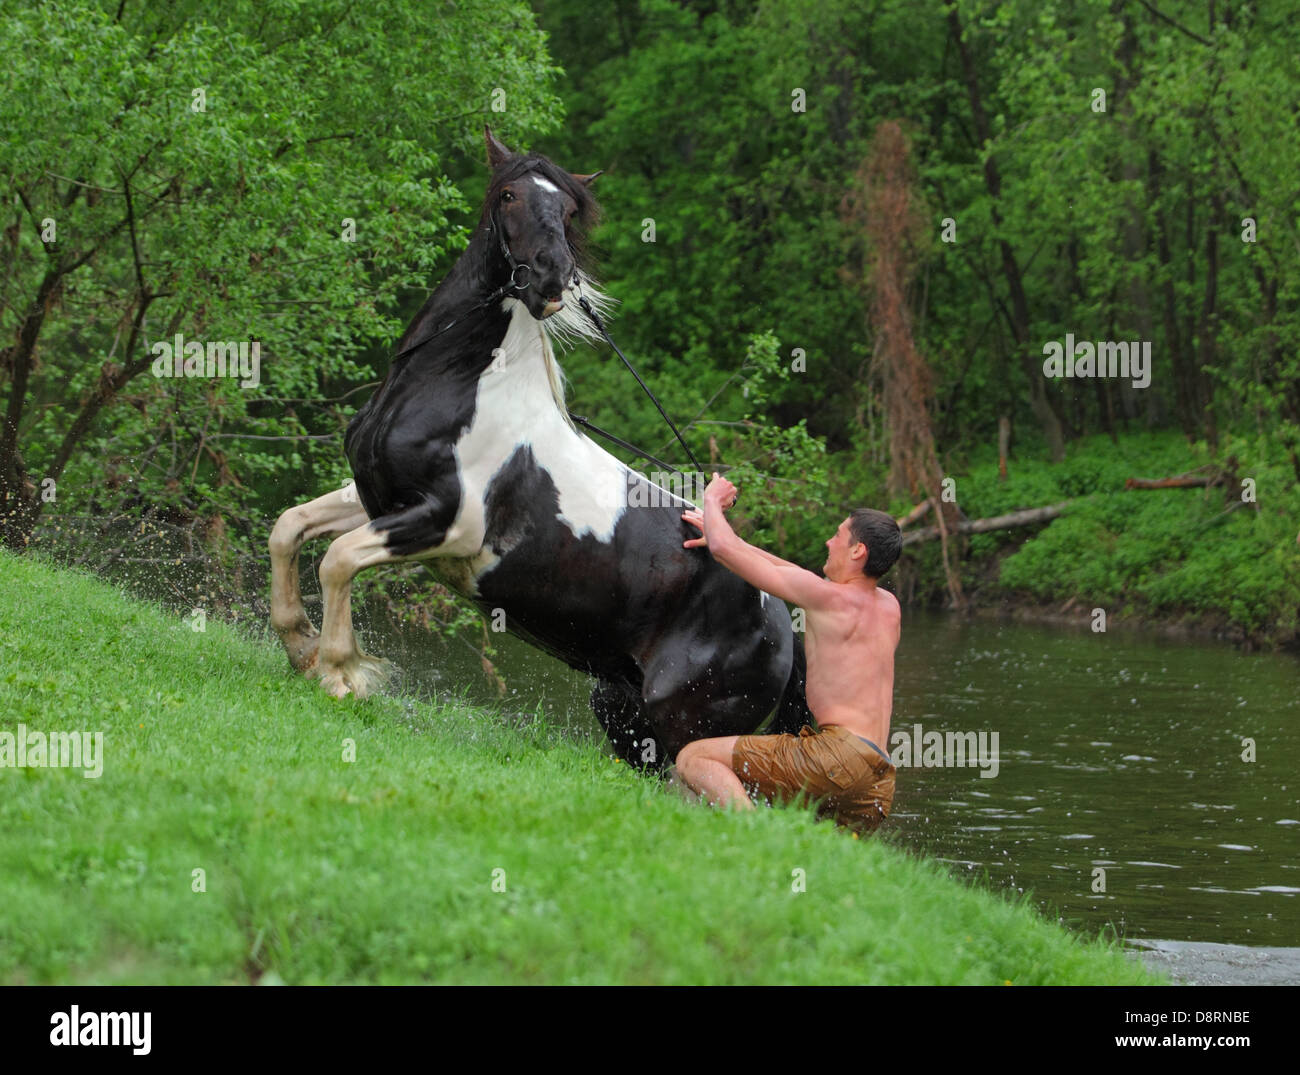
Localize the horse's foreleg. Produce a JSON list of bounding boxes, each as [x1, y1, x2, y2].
[[269, 484, 370, 674]]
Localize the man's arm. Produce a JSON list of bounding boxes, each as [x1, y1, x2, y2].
[[698, 475, 844, 612], [681, 508, 788, 566]]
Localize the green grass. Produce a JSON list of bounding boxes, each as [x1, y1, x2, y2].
[[0, 548, 1161, 984]]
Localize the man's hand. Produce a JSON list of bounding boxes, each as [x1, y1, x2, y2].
[[681, 508, 707, 548], [684, 473, 737, 548], [694, 470, 846, 611], [704, 472, 738, 511]]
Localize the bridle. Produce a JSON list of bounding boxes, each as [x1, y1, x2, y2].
[[385, 186, 706, 479], [572, 295, 703, 476], [489, 200, 534, 295]]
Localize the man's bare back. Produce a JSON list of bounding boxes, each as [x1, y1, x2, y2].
[[803, 583, 900, 748]]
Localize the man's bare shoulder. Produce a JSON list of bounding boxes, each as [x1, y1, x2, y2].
[[842, 582, 899, 615], [855, 585, 900, 643], [823, 583, 898, 637]]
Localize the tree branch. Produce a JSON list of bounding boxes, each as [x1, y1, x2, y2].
[[1133, 0, 1214, 47]]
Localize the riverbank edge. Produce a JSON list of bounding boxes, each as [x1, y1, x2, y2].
[[912, 589, 1299, 653], [1128, 939, 1300, 986], [895, 518, 1298, 652]]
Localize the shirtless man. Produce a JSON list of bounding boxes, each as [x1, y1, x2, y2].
[[675, 473, 902, 834]]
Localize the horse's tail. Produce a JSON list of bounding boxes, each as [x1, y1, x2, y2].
[[768, 631, 815, 735]]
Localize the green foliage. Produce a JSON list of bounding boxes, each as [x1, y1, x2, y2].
[[2, 0, 562, 544], [938, 432, 1300, 641], [718, 332, 831, 557], [5, 0, 1299, 644]]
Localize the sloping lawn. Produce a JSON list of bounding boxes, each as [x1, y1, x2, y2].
[[0, 549, 1160, 984]]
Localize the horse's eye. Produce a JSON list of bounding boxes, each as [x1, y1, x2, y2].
[[500, 189, 514, 203]]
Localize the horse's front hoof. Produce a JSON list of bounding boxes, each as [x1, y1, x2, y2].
[[273, 614, 321, 675], [285, 630, 321, 675]]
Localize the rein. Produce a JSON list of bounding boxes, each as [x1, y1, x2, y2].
[[573, 296, 703, 477], [565, 413, 684, 475]]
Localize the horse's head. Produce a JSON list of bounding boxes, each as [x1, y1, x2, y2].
[[482, 127, 601, 323]]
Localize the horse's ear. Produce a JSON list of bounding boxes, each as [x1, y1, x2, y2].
[[485, 126, 514, 170], [570, 171, 603, 186]]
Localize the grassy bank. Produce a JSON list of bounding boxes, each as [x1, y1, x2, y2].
[[0, 549, 1160, 984], [901, 431, 1300, 645]]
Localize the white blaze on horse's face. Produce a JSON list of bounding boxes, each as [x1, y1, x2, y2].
[[532, 176, 561, 195]]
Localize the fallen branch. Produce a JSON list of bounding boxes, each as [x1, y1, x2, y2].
[[1124, 471, 1218, 490], [895, 498, 933, 528], [902, 501, 1072, 546]]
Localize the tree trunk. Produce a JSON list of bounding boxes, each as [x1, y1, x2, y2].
[[0, 267, 65, 549], [947, 8, 1067, 462], [842, 120, 964, 607], [1123, 472, 1216, 489], [1195, 191, 1222, 449], [1149, 151, 1197, 440]]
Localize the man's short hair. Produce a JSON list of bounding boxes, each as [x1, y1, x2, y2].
[[848, 508, 902, 579]]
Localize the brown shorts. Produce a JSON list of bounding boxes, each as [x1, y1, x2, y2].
[[731, 724, 895, 834]]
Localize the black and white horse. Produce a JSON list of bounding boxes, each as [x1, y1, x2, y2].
[[269, 128, 810, 767]]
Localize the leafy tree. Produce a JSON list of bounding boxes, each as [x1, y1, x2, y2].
[[1, 0, 562, 549]]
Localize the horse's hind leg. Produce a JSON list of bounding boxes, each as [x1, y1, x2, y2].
[[591, 678, 666, 773], [315, 520, 415, 699], [269, 484, 369, 673]]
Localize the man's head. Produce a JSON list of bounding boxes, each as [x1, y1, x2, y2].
[[824, 508, 902, 582]]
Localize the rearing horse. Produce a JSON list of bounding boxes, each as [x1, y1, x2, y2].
[[269, 128, 811, 768]]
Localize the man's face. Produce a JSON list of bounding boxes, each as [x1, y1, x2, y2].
[[825, 517, 864, 578]]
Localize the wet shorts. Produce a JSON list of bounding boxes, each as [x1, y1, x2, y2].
[[731, 724, 896, 834]]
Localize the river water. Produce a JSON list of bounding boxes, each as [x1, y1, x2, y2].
[[358, 601, 1300, 949]]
